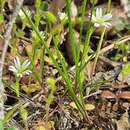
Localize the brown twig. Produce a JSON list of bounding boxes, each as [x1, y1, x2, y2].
[[99, 56, 122, 67], [0, 0, 24, 120], [100, 35, 130, 54], [83, 90, 102, 99]]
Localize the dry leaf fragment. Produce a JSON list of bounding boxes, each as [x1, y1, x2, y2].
[[85, 103, 95, 111], [122, 102, 130, 110], [25, 44, 32, 54], [70, 102, 95, 111], [21, 82, 41, 95], [118, 73, 130, 85], [84, 61, 94, 80], [112, 82, 128, 89], [0, 38, 4, 51], [70, 102, 77, 109], [116, 111, 130, 130], [8, 0, 17, 10], [49, 0, 66, 15], [34, 121, 54, 130], [101, 90, 116, 99], [117, 91, 130, 99], [112, 103, 118, 111], [35, 126, 46, 130]]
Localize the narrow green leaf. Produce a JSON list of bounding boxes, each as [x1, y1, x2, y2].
[[0, 120, 4, 130]]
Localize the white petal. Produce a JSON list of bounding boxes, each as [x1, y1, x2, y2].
[[40, 31, 45, 37], [20, 74, 23, 78], [94, 23, 100, 27], [106, 22, 111, 26], [26, 9, 31, 17], [96, 8, 102, 18], [103, 13, 112, 20], [96, 8, 99, 17], [99, 8, 102, 17], [17, 73, 23, 78], [19, 9, 25, 19], [9, 65, 15, 70], [14, 57, 21, 69], [9, 66, 17, 72], [22, 59, 30, 69], [102, 22, 111, 28], [13, 58, 17, 66], [25, 70, 32, 75]]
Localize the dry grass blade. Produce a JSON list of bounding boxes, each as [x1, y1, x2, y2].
[[0, 0, 24, 120]]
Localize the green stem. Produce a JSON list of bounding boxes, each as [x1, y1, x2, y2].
[[81, 25, 93, 62], [80, 0, 94, 70], [75, 0, 88, 107], [107, 0, 111, 13], [22, 7, 87, 118], [66, 0, 76, 64], [0, 120, 4, 130], [92, 0, 111, 75], [40, 46, 45, 84], [27, 52, 41, 84], [53, 35, 86, 117], [15, 77, 21, 97], [92, 27, 106, 75], [76, 0, 88, 64]]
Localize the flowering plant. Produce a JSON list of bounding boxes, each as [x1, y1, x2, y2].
[[91, 8, 112, 28], [58, 12, 68, 21], [9, 56, 32, 78]]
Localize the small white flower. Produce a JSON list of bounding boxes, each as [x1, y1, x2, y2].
[[39, 31, 46, 39], [19, 8, 31, 20], [31, 31, 46, 40], [9, 56, 32, 78], [91, 8, 112, 28], [58, 11, 68, 21]]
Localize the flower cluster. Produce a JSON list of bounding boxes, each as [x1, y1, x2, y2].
[[9, 57, 32, 78], [31, 30, 46, 42], [19, 8, 31, 20], [58, 12, 68, 21], [91, 8, 112, 28]]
